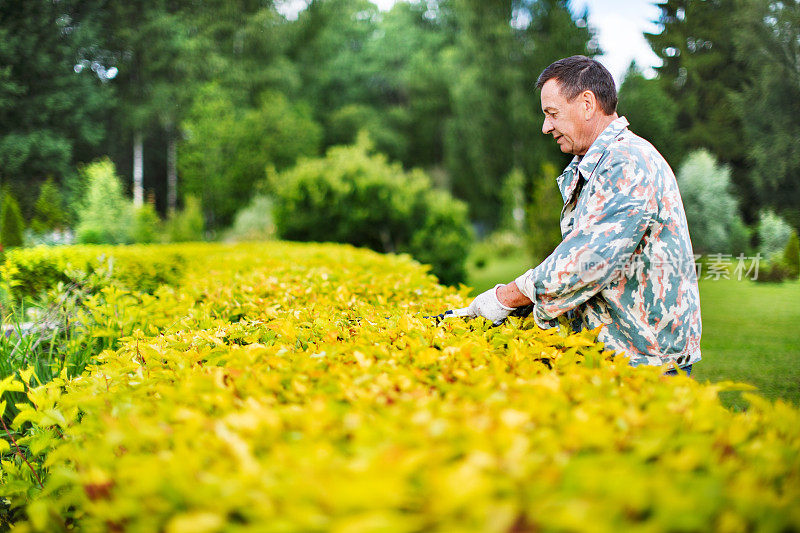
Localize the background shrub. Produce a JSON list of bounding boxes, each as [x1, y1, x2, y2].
[[406, 188, 473, 285], [0, 190, 25, 248], [1, 245, 188, 302], [164, 195, 205, 242], [179, 85, 322, 228], [755, 231, 800, 283], [758, 209, 793, 259], [131, 203, 162, 244], [274, 137, 473, 284], [30, 178, 66, 234], [783, 230, 800, 278], [224, 195, 276, 242], [74, 159, 132, 245], [677, 150, 749, 255], [526, 163, 563, 262]]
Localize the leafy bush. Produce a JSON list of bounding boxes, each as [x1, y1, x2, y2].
[[526, 163, 563, 262], [30, 178, 66, 234], [758, 209, 793, 259], [74, 159, 133, 245], [0, 245, 187, 302], [676, 150, 749, 255], [407, 188, 473, 285], [164, 195, 204, 243], [499, 168, 525, 233], [0, 241, 798, 532], [223, 195, 276, 242], [274, 137, 473, 284], [755, 230, 800, 283], [130, 203, 162, 244], [756, 260, 795, 283], [783, 230, 800, 278], [326, 104, 408, 163], [0, 190, 25, 248], [179, 84, 322, 228]]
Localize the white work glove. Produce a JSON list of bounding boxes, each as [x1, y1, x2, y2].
[[467, 284, 514, 326]]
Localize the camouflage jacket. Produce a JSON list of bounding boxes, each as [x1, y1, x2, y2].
[[515, 117, 702, 368]]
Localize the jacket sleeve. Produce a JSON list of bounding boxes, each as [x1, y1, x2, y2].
[[515, 154, 658, 327]]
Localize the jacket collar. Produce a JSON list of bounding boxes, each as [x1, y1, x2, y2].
[[556, 116, 629, 203]]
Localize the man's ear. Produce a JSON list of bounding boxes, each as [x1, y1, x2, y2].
[[581, 90, 597, 120]]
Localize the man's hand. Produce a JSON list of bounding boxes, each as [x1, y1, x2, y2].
[[467, 284, 514, 326]]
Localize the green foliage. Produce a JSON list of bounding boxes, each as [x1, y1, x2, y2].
[[224, 195, 276, 242], [0, 191, 25, 249], [0, 244, 187, 303], [646, 0, 755, 218], [617, 63, 679, 164], [782, 231, 800, 279], [0, 0, 108, 207], [499, 168, 525, 233], [131, 203, 162, 244], [179, 85, 321, 227], [0, 267, 121, 407], [676, 150, 748, 255], [407, 188, 473, 286], [274, 136, 473, 284], [753, 227, 798, 283], [30, 178, 66, 234], [526, 163, 564, 262], [755, 261, 796, 284], [164, 195, 204, 243], [445, 0, 594, 228], [74, 159, 132, 245], [326, 105, 408, 163], [758, 209, 793, 260], [732, 0, 800, 232], [1, 242, 799, 532]]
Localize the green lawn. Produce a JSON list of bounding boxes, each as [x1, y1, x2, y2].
[[467, 253, 800, 409]]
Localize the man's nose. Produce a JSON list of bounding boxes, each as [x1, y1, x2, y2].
[[542, 116, 553, 135]]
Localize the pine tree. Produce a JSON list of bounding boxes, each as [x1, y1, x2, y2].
[[31, 178, 66, 233], [783, 231, 800, 279], [0, 0, 108, 211], [732, 0, 800, 234], [1, 190, 25, 248], [645, 0, 756, 221]]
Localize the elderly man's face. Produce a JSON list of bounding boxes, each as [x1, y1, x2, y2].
[[540, 79, 594, 156]]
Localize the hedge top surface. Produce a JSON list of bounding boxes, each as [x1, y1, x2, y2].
[[1, 242, 799, 532]]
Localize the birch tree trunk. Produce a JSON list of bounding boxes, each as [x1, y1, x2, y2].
[[167, 133, 177, 215], [133, 131, 144, 208]]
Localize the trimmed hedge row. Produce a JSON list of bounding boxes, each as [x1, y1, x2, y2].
[[0, 242, 798, 532], [1, 244, 188, 301]]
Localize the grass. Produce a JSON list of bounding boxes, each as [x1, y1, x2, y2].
[[467, 251, 800, 409], [693, 277, 800, 409], [467, 251, 536, 297]]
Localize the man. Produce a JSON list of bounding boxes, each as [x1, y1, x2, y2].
[[466, 55, 701, 372]]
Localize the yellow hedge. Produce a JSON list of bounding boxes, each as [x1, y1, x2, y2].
[[1, 242, 799, 532]]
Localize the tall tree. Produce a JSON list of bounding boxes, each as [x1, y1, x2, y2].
[[645, 0, 757, 221], [732, 0, 800, 233], [445, 0, 593, 229], [179, 84, 321, 229], [97, 1, 204, 212], [617, 63, 679, 164], [288, 0, 380, 120], [0, 0, 108, 213], [288, 0, 457, 169]]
